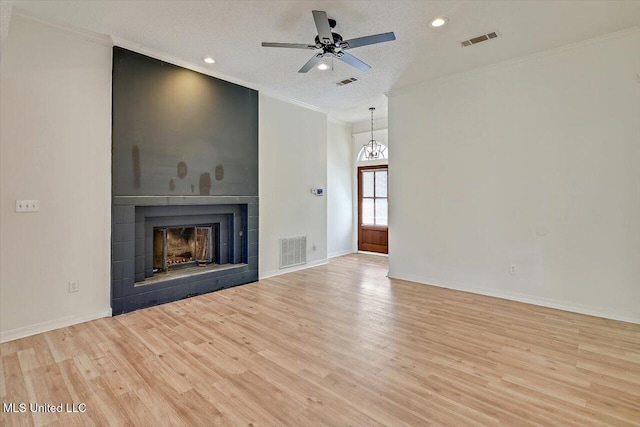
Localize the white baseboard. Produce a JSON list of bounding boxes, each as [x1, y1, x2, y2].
[[259, 258, 329, 280], [388, 271, 640, 325], [328, 249, 354, 259], [0, 308, 112, 343]]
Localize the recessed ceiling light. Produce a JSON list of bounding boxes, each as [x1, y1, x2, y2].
[[203, 57, 215, 64], [430, 17, 448, 28], [317, 63, 330, 71]]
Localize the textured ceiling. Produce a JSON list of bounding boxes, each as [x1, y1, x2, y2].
[[9, 0, 640, 124]]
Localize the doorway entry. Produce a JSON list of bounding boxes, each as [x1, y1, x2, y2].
[[358, 165, 388, 254]]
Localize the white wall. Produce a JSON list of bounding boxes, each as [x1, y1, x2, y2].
[[259, 94, 328, 278], [0, 16, 113, 341], [0, 16, 335, 340], [327, 120, 353, 258], [388, 29, 640, 323]]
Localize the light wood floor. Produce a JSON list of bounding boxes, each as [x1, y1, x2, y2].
[[1, 254, 639, 426]]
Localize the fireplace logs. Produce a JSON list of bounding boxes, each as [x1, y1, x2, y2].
[[153, 226, 214, 272]]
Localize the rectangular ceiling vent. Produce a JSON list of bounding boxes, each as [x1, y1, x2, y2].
[[461, 31, 499, 47], [279, 236, 307, 269], [336, 77, 358, 86]]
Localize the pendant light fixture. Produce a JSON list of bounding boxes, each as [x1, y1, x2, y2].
[[363, 107, 386, 160]]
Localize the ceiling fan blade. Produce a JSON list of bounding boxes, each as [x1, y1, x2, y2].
[[262, 42, 316, 50], [336, 52, 371, 71], [299, 53, 325, 73], [312, 10, 334, 45], [341, 32, 396, 50]]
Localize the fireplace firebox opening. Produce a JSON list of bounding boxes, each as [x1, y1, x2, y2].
[[153, 226, 214, 272]]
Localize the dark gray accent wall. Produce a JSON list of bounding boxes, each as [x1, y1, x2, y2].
[[112, 47, 258, 197], [111, 47, 259, 314]]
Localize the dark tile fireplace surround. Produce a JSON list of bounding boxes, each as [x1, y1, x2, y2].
[[111, 196, 258, 314]]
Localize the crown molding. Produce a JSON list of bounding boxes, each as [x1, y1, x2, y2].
[[111, 36, 254, 88], [260, 90, 329, 116], [327, 116, 351, 127], [110, 36, 329, 115], [12, 12, 328, 115], [389, 26, 640, 98], [13, 12, 111, 46], [111, 36, 328, 115], [352, 117, 388, 135]]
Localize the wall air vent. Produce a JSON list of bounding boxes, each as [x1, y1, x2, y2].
[[279, 236, 307, 269], [336, 77, 358, 86], [461, 31, 499, 47]]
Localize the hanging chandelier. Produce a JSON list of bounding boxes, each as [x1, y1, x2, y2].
[[363, 107, 386, 160]]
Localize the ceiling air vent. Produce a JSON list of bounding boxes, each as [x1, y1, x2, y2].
[[461, 31, 499, 47], [336, 77, 358, 86]]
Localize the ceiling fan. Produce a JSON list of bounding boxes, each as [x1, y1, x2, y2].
[[262, 10, 396, 73]]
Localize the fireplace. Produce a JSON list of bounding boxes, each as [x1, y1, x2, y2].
[[111, 199, 258, 315], [153, 226, 213, 272], [111, 48, 258, 315]]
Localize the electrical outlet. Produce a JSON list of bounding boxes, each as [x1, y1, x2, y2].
[[15, 200, 40, 212], [510, 264, 519, 275], [69, 280, 79, 293]]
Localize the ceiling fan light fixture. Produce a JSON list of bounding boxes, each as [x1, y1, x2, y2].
[[430, 17, 448, 28], [261, 10, 395, 73], [203, 57, 216, 64], [317, 63, 330, 71]]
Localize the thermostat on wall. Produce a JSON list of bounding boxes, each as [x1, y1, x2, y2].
[[311, 188, 324, 196]]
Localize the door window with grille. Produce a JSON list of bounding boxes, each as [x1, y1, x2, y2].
[[360, 168, 387, 226]]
